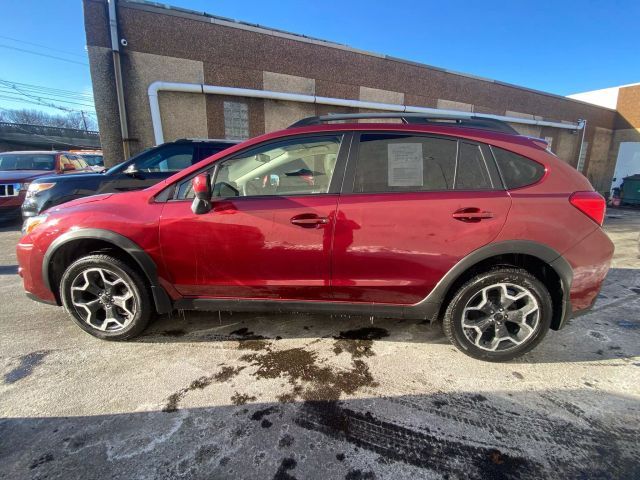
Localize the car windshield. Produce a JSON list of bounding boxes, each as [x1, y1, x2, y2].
[[0, 153, 56, 171], [79, 154, 103, 166], [105, 147, 153, 174]]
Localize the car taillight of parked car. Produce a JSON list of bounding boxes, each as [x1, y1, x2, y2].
[[569, 191, 606, 226]]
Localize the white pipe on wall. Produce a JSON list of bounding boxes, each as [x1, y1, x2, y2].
[[147, 81, 583, 145]]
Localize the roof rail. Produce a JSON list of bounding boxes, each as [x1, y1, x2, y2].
[[288, 112, 519, 135]]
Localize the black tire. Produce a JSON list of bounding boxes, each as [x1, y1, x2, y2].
[[442, 268, 552, 362], [60, 254, 153, 340]]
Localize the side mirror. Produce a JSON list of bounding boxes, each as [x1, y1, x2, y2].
[[191, 173, 212, 214], [124, 164, 139, 176]]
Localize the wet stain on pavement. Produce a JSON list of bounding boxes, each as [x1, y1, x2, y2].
[[160, 329, 186, 337], [272, 457, 297, 480], [231, 392, 256, 405], [215, 366, 245, 382], [333, 328, 389, 358], [4, 351, 50, 384], [163, 366, 245, 412], [29, 453, 53, 469], [240, 346, 377, 402], [345, 469, 376, 480], [230, 327, 267, 340]]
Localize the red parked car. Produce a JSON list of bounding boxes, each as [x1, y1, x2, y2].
[[17, 114, 614, 361], [0, 150, 92, 222]]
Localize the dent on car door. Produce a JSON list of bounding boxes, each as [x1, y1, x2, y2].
[[159, 134, 349, 300], [332, 133, 511, 305], [103, 144, 196, 193]]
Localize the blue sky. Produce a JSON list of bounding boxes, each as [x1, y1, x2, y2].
[[1, 0, 638, 117]]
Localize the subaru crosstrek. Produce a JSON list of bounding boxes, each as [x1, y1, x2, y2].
[[17, 114, 614, 361]]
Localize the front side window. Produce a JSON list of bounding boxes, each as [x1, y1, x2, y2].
[[354, 134, 457, 193], [0, 154, 56, 171], [134, 144, 195, 173], [210, 136, 342, 198]]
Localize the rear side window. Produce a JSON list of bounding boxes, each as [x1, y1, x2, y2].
[[456, 143, 493, 190], [354, 134, 457, 192], [491, 147, 545, 189]]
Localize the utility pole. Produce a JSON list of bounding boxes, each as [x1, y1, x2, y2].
[[80, 110, 88, 132]]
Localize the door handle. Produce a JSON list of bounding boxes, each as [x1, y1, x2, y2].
[[452, 208, 494, 222], [290, 214, 329, 228]]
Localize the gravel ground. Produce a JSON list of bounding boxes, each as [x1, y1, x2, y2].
[[0, 209, 639, 479]]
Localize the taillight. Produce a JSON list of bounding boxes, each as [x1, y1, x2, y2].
[[569, 191, 606, 226]]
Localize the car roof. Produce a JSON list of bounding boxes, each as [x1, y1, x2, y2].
[[173, 138, 240, 144], [276, 122, 546, 150], [0, 150, 66, 155]]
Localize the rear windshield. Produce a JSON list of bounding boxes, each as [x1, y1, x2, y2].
[[491, 147, 545, 189], [0, 153, 56, 171]]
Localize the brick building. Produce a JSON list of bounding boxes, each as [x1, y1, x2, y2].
[[83, 0, 639, 193]]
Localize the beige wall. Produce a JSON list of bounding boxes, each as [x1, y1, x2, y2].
[[586, 127, 614, 191], [123, 51, 208, 154], [263, 72, 315, 133]]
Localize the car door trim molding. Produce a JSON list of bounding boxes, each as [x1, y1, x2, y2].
[[174, 240, 572, 325], [42, 228, 173, 314]]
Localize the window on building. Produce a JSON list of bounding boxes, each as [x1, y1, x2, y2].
[[353, 134, 457, 193], [491, 146, 545, 189], [224, 101, 249, 140]]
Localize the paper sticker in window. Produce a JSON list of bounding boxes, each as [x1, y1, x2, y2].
[[388, 143, 423, 187]]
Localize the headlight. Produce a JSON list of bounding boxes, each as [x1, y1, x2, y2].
[[26, 182, 56, 198], [22, 214, 48, 236]]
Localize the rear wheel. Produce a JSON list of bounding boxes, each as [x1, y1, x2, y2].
[[443, 268, 552, 362], [60, 254, 152, 340]]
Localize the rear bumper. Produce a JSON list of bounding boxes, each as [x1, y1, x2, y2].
[[563, 227, 615, 314]]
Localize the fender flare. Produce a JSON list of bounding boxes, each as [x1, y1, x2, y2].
[[413, 240, 573, 328], [42, 228, 173, 314]]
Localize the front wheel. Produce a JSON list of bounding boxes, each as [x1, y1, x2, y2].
[[442, 268, 552, 362], [60, 254, 152, 340]]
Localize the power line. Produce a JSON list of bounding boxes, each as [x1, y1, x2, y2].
[[0, 80, 94, 102], [0, 88, 94, 108], [0, 93, 97, 117], [0, 44, 89, 66], [0, 34, 88, 58], [0, 86, 95, 108]]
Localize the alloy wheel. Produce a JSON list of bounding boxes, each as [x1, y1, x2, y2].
[[70, 267, 136, 332], [461, 282, 539, 352]]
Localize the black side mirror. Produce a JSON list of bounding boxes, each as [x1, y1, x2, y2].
[[191, 173, 212, 214], [124, 164, 139, 177]]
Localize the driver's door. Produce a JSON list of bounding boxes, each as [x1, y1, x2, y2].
[[159, 134, 348, 301]]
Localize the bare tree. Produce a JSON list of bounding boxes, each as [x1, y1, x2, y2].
[[0, 108, 97, 130]]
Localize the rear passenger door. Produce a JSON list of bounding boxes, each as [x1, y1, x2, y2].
[[332, 132, 511, 305]]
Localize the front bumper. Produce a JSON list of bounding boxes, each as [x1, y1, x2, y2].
[[16, 239, 58, 305], [0, 205, 21, 222]]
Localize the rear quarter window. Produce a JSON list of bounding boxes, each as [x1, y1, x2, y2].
[[491, 146, 545, 189]]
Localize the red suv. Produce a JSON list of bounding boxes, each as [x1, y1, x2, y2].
[[17, 114, 614, 361]]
